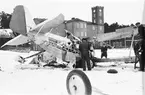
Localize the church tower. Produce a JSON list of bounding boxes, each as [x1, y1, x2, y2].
[[92, 6, 104, 34]]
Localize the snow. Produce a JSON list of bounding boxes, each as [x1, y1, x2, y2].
[[0, 49, 144, 95], [94, 48, 135, 59]]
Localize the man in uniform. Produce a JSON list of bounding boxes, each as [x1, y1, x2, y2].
[[138, 24, 145, 71], [101, 43, 108, 59], [79, 38, 92, 71]]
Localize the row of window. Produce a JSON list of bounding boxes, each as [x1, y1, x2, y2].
[[76, 23, 86, 28], [93, 11, 102, 17], [75, 23, 103, 31], [93, 9, 103, 17], [76, 31, 87, 37], [93, 8, 102, 12], [93, 19, 103, 24], [92, 26, 103, 31]]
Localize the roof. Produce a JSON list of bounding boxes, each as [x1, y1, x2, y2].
[[65, 18, 98, 25], [86, 21, 97, 25], [65, 18, 86, 23]]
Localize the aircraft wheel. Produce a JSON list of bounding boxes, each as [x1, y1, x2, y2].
[[66, 70, 92, 95]]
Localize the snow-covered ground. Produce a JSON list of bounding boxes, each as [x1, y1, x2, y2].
[[0, 48, 144, 95]]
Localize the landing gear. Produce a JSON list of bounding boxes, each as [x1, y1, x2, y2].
[[66, 70, 92, 95], [15, 50, 45, 64]]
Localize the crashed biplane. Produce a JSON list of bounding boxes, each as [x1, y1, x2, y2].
[[1, 5, 82, 68]]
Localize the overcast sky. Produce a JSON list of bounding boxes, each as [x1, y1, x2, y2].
[[0, 0, 144, 25]]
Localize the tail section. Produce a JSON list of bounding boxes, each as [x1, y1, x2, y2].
[[10, 5, 35, 36]]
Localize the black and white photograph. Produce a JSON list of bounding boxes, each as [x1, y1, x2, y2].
[[0, 0, 144, 95]]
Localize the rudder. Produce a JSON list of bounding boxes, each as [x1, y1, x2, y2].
[[10, 5, 35, 36]]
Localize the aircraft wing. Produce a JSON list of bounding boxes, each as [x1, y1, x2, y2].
[[96, 27, 138, 42], [1, 34, 29, 47], [96, 32, 120, 42], [30, 14, 64, 34]]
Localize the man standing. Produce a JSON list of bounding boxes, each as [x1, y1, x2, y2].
[[101, 44, 108, 59], [79, 38, 92, 71], [138, 24, 145, 71]]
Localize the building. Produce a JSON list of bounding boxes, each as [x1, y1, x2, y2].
[[92, 6, 104, 34], [92, 6, 104, 25], [64, 18, 87, 39], [61, 6, 104, 39], [64, 18, 104, 39]]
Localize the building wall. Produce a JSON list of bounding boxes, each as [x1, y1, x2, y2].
[[65, 21, 104, 39], [66, 21, 88, 39], [87, 24, 98, 37], [73, 22, 87, 38]]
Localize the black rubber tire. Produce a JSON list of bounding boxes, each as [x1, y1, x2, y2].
[[107, 69, 118, 74], [66, 70, 92, 95]]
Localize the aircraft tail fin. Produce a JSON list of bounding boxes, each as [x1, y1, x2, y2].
[[10, 5, 36, 36]]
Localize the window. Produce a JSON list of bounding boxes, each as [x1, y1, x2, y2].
[[80, 23, 83, 28], [99, 9, 102, 16], [99, 9, 102, 12], [93, 14, 96, 17], [99, 19, 103, 24], [81, 32, 83, 36], [84, 32, 87, 37], [84, 23, 86, 28]]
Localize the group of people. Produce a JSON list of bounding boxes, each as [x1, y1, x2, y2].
[[67, 24, 145, 71], [78, 38, 109, 71]]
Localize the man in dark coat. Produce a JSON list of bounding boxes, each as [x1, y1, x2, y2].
[[101, 44, 108, 58], [138, 24, 145, 71], [79, 38, 92, 71]]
